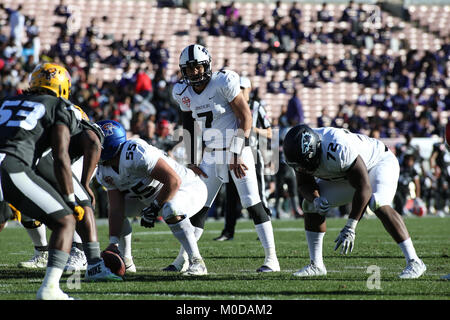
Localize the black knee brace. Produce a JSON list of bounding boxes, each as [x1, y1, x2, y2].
[[247, 202, 270, 225], [189, 207, 210, 229]]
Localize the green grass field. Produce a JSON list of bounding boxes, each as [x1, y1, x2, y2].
[[0, 216, 449, 301]]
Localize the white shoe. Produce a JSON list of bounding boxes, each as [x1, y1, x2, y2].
[[84, 260, 122, 282], [18, 250, 48, 269], [124, 256, 136, 273], [64, 247, 87, 272], [163, 251, 189, 272], [293, 261, 327, 277], [36, 285, 74, 300], [441, 273, 450, 280], [182, 258, 207, 276], [398, 259, 426, 279]]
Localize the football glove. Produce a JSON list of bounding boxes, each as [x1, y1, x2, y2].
[[334, 226, 356, 255], [313, 196, 330, 216], [8, 203, 22, 222], [63, 194, 85, 222], [140, 201, 161, 228]]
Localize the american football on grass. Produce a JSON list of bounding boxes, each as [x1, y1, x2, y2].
[[101, 250, 126, 277]]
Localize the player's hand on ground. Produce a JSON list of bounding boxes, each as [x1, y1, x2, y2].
[[187, 164, 208, 178], [334, 226, 356, 255]]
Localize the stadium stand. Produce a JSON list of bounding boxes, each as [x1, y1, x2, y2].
[[0, 0, 449, 216]]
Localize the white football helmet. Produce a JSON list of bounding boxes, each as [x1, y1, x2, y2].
[[179, 44, 212, 86]]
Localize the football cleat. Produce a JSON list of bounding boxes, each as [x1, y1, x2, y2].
[[36, 285, 74, 300], [182, 258, 207, 276], [64, 247, 87, 272], [257, 258, 280, 273], [293, 261, 327, 277], [18, 250, 48, 269], [398, 259, 426, 279], [84, 260, 123, 282], [213, 234, 234, 241], [124, 256, 136, 273]]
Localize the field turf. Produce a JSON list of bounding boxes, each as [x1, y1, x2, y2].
[[0, 216, 449, 303]]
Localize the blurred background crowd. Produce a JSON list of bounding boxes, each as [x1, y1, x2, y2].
[[0, 0, 448, 220]]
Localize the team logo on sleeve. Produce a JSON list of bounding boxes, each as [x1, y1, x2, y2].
[[182, 96, 190, 108]]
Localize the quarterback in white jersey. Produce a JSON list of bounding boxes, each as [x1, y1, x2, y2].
[[96, 120, 208, 276], [283, 124, 426, 279], [171, 44, 280, 273]]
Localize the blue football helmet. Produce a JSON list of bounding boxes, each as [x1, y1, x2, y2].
[[96, 120, 127, 162], [283, 124, 322, 174]]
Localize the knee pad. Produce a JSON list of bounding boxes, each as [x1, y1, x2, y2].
[[247, 202, 270, 224]]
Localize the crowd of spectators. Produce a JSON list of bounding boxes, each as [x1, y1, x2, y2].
[[195, 1, 449, 217], [0, 1, 448, 218]]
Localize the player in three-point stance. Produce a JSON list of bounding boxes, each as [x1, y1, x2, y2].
[[283, 124, 426, 279], [96, 120, 209, 275]]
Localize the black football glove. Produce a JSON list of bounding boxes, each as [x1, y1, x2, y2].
[[140, 201, 161, 228]]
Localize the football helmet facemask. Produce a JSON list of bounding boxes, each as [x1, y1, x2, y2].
[[96, 120, 127, 162], [283, 124, 322, 174], [179, 44, 212, 86], [29, 63, 72, 99]]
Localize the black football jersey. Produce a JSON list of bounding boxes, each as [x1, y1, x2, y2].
[[0, 94, 80, 167]]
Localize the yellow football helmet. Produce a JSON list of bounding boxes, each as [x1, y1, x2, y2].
[[29, 63, 72, 99]]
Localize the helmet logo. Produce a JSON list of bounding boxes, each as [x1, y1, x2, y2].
[[101, 122, 117, 137], [43, 67, 57, 80], [301, 132, 314, 158]]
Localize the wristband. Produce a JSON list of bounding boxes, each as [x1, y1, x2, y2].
[[64, 193, 76, 203], [229, 135, 245, 155], [346, 218, 358, 230]]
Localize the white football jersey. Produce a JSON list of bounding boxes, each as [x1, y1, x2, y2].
[[96, 139, 191, 205], [172, 70, 241, 149], [313, 127, 387, 181]]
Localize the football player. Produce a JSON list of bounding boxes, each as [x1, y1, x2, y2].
[[17, 113, 97, 272], [283, 124, 426, 279], [0, 63, 120, 300], [171, 44, 280, 272], [96, 120, 209, 276]]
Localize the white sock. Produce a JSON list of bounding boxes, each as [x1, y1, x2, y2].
[[255, 221, 277, 261], [305, 230, 325, 268], [174, 226, 203, 265], [398, 238, 420, 263], [72, 231, 82, 244], [169, 218, 201, 260], [119, 218, 133, 259], [119, 233, 133, 259], [26, 224, 47, 247], [41, 267, 63, 289]]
